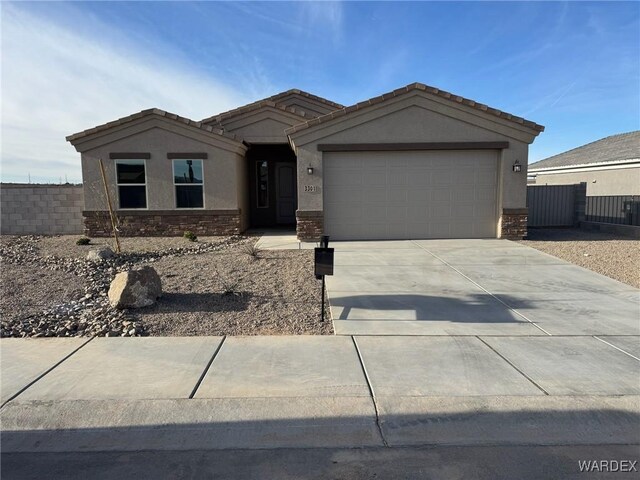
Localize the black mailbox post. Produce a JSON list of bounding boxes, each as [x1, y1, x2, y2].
[[314, 248, 334, 277], [315, 236, 334, 322]]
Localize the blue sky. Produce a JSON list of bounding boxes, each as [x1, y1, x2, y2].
[[1, 1, 638, 183]]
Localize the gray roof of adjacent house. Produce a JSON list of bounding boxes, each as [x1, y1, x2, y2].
[[529, 131, 640, 170]]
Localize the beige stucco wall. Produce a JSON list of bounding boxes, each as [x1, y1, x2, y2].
[[531, 167, 640, 195], [74, 118, 246, 212], [290, 92, 538, 213], [220, 108, 305, 144]]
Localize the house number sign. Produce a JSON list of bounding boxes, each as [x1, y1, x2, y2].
[[303, 185, 318, 193]]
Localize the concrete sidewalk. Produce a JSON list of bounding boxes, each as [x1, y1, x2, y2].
[[1, 336, 639, 453]]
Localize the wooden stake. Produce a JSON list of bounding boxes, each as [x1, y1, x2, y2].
[[98, 158, 121, 253]]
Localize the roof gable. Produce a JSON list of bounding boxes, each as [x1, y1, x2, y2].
[[66, 111, 246, 154], [66, 108, 242, 145], [201, 89, 343, 126], [529, 131, 640, 170], [286, 82, 544, 137]]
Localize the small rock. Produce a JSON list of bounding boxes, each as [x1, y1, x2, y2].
[[87, 246, 115, 262]]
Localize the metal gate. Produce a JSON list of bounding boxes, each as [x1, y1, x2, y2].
[[527, 185, 577, 227]]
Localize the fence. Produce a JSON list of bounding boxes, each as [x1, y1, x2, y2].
[[585, 196, 640, 226], [0, 183, 84, 235], [527, 183, 585, 227]]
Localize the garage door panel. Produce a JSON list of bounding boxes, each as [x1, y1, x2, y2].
[[388, 188, 408, 203], [476, 187, 497, 201], [386, 206, 409, 222], [362, 187, 387, 203], [361, 171, 386, 186], [431, 171, 455, 185], [477, 169, 497, 185], [407, 172, 431, 186], [456, 189, 476, 202], [323, 150, 498, 240]]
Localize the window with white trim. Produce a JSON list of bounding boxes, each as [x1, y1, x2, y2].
[[173, 159, 204, 208], [116, 160, 147, 209]]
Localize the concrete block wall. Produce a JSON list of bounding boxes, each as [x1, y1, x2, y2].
[[1, 184, 84, 235]]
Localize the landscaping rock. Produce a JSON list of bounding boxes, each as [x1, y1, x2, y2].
[[108, 266, 162, 309], [87, 246, 115, 262]]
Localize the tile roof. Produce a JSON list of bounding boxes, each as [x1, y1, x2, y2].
[[285, 82, 545, 135], [66, 108, 243, 144], [529, 131, 640, 170], [200, 89, 345, 125]]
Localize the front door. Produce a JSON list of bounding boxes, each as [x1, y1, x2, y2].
[[276, 163, 296, 224]]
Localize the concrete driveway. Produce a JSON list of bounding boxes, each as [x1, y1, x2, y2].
[[326, 239, 640, 336]]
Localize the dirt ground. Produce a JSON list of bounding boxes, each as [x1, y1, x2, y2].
[[0, 235, 333, 336], [520, 228, 640, 288]]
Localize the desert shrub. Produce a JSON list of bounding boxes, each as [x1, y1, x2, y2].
[[216, 269, 241, 296], [76, 237, 91, 245], [241, 243, 261, 259], [183, 231, 198, 242]]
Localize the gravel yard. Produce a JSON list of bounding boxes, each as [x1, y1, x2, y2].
[[520, 228, 640, 288], [0, 235, 332, 337]]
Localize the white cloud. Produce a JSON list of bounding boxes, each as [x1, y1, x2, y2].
[[0, 4, 246, 183], [297, 1, 344, 44]]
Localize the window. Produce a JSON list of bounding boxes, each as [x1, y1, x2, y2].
[[257, 161, 268, 208], [173, 159, 204, 208], [116, 160, 147, 209]]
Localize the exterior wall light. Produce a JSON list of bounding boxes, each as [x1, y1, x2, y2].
[[512, 160, 522, 173], [307, 166, 314, 175]]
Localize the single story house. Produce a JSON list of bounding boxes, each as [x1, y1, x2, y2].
[[66, 82, 544, 241], [528, 131, 640, 195]]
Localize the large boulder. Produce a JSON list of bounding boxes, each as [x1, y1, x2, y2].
[[87, 246, 115, 262], [108, 266, 162, 309]]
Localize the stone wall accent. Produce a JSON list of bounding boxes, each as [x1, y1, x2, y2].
[[0, 183, 84, 235], [83, 210, 241, 237], [500, 208, 528, 240], [296, 210, 323, 242]]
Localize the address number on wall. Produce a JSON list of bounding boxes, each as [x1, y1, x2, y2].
[[303, 185, 318, 193]]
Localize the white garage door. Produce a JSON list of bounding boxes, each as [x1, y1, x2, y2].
[[323, 150, 498, 240]]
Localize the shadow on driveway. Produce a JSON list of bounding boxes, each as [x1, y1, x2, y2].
[[330, 293, 532, 323]]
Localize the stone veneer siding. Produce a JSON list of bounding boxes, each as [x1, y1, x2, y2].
[[296, 210, 323, 242], [500, 208, 528, 240], [83, 210, 241, 237]]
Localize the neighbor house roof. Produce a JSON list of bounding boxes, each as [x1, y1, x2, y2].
[[285, 82, 545, 135], [201, 89, 345, 125], [66, 108, 243, 144], [529, 131, 640, 170]]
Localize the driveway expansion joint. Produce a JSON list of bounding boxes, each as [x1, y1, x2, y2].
[[593, 336, 640, 362], [352, 336, 389, 447], [476, 336, 550, 396], [410, 241, 553, 336], [0, 336, 95, 409], [189, 336, 226, 399]]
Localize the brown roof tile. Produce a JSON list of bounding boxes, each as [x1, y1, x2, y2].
[[66, 109, 242, 143], [200, 89, 345, 125], [285, 82, 545, 135]]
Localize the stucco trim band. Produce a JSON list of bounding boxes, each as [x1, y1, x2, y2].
[[109, 152, 151, 159], [167, 152, 208, 159], [317, 142, 510, 152]]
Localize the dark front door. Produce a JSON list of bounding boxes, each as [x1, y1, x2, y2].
[[276, 163, 296, 224]]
